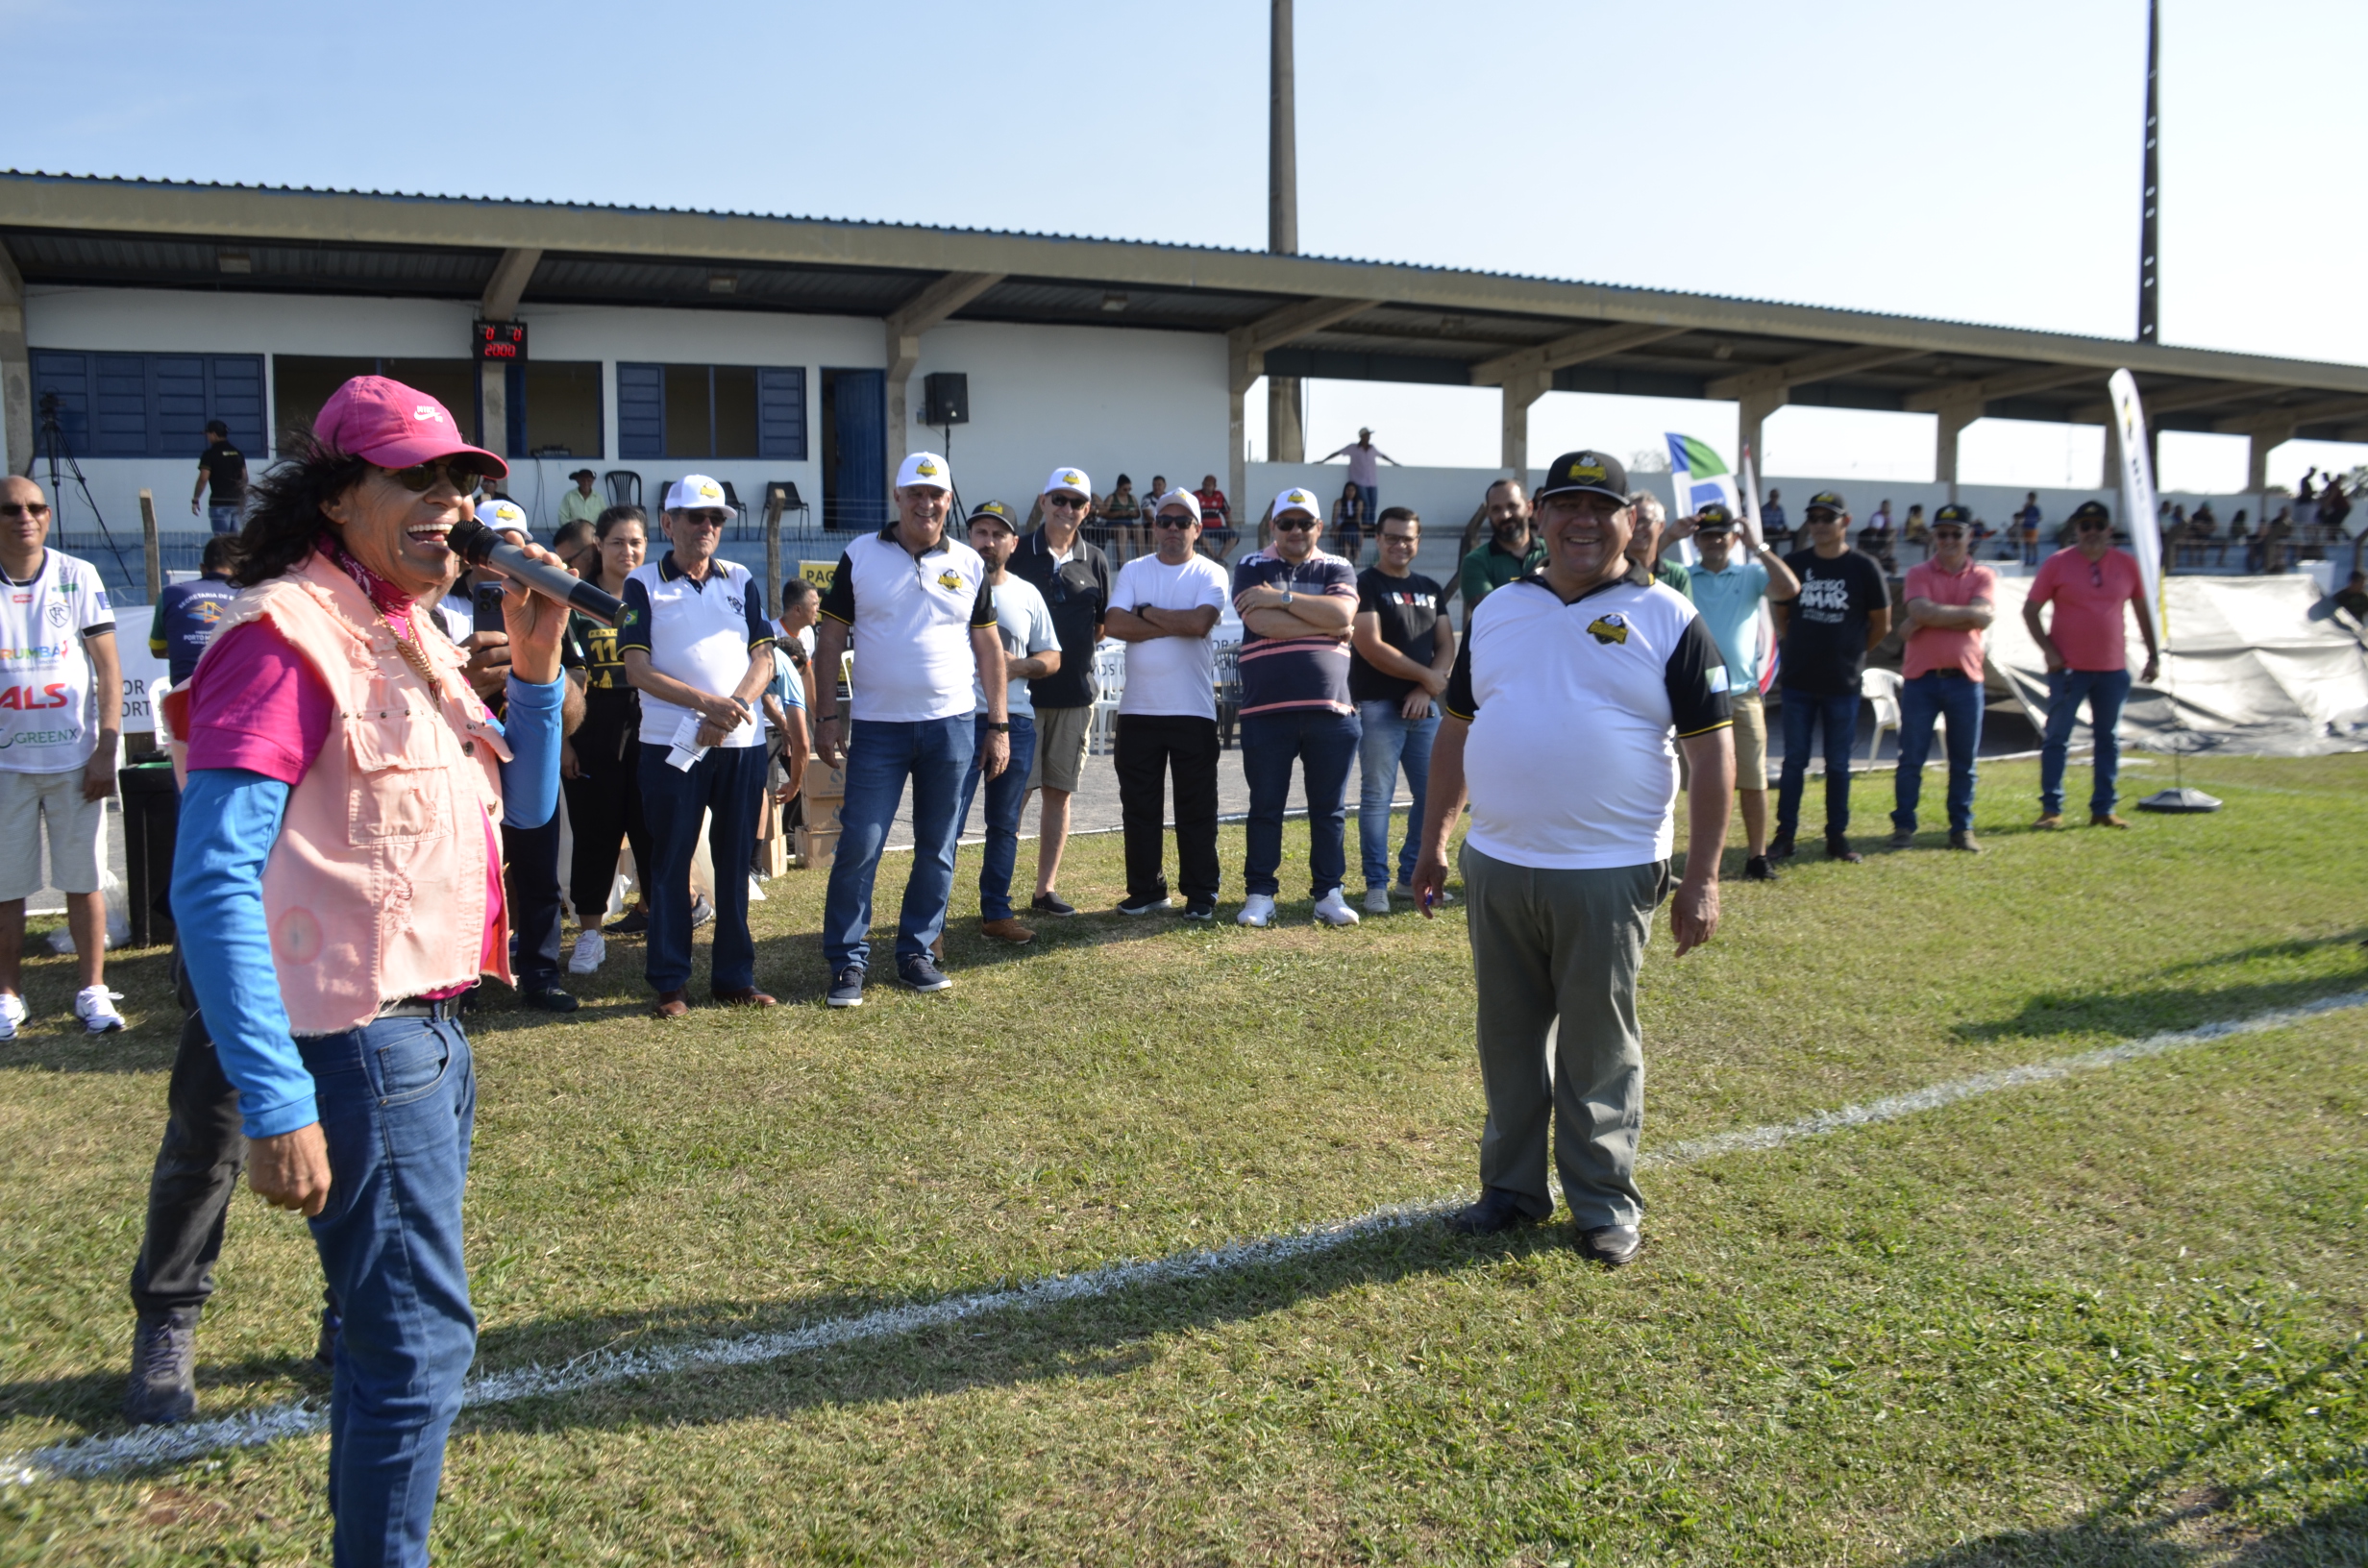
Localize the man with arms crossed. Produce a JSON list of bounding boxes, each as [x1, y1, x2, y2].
[[1685, 502, 1798, 879], [2024, 500, 2158, 830], [1412, 450, 1732, 1268], [955, 501, 1059, 944], [1006, 466, 1110, 919], [814, 453, 1007, 1004], [1347, 507, 1455, 915], [1771, 490, 1890, 864], [1104, 490, 1231, 919], [1889, 503, 1995, 851]]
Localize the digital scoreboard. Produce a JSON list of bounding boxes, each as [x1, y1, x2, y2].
[[472, 320, 529, 361]]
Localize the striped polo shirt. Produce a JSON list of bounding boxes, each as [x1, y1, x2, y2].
[[1230, 547, 1359, 718]]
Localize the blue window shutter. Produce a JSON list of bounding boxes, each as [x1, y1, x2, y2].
[[617, 363, 663, 459], [756, 367, 807, 460], [30, 352, 92, 451], [206, 355, 267, 454], [152, 355, 210, 456], [90, 354, 153, 456]]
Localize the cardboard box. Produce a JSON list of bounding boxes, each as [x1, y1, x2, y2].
[[803, 762, 848, 801], [794, 825, 839, 870]]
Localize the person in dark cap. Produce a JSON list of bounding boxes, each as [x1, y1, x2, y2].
[[559, 467, 604, 528], [1412, 450, 1734, 1269], [1771, 490, 1890, 863], [1888, 503, 1994, 852], [2023, 499, 2158, 830]]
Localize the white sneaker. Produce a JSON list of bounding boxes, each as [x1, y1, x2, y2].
[[1314, 890, 1362, 927], [1236, 894, 1276, 928], [1362, 886, 1393, 916], [76, 986, 126, 1034], [0, 991, 23, 1028], [567, 928, 606, 975]]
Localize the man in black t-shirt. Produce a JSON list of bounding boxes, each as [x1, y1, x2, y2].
[[1347, 507, 1455, 915], [1006, 466, 1112, 918], [1771, 491, 1891, 863], [189, 421, 248, 536]]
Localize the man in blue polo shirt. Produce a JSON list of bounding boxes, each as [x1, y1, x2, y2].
[[1685, 504, 1798, 880], [1232, 485, 1362, 928], [147, 535, 242, 686]]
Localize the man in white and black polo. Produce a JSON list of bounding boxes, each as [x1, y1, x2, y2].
[[620, 475, 777, 1018], [1412, 449, 1734, 1269], [812, 452, 1007, 1006]]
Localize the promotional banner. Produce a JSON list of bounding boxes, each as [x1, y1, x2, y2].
[[2109, 368, 2164, 633], [1739, 446, 1778, 694]]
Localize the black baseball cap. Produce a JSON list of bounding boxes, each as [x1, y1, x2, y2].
[[1933, 503, 1973, 527], [965, 500, 1021, 532], [1805, 490, 1846, 517], [1536, 450, 1630, 504], [2069, 501, 2112, 527], [1693, 502, 1736, 532]]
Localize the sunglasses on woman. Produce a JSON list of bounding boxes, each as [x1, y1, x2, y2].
[[382, 459, 484, 494]]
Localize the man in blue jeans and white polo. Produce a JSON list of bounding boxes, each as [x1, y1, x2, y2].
[[954, 500, 1059, 945], [813, 452, 1008, 1005], [1233, 485, 1363, 928], [1771, 491, 1890, 864], [1347, 505, 1455, 915]]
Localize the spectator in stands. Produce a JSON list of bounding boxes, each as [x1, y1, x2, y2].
[[1772, 491, 1891, 864], [1331, 479, 1367, 568], [2320, 475, 2353, 541], [149, 534, 242, 686], [1233, 486, 1363, 928], [1009, 467, 1112, 919], [189, 420, 248, 536], [1098, 474, 1143, 562], [1105, 489, 1230, 919], [1762, 487, 1788, 548], [1687, 502, 1799, 880], [1860, 502, 1897, 572], [1348, 506, 1455, 915], [1458, 478, 1541, 627], [954, 501, 1059, 945], [2331, 570, 2368, 628], [2261, 506, 2294, 574], [813, 453, 1005, 1006], [565, 507, 657, 958], [2024, 500, 2159, 831], [559, 468, 604, 528], [1320, 427, 1399, 525], [1888, 503, 1994, 853], [1626, 491, 1691, 599], [2296, 469, 2319, 531], [1195, 474, 1236, 560], [1902, 503, 1930, 551], [2019, 492, 2043, 567], [621, 477, 777, 1016]]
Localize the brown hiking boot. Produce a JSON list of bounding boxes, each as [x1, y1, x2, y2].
[[2031, 813, 2064, 830], [2089, 813, 2130, 829], [979, 918, 1036, 945]]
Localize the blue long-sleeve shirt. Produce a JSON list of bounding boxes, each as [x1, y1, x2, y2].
[[173, 673, 564, 1139]]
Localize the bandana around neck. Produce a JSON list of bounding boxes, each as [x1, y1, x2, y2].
[[317, 529, 424, 636]]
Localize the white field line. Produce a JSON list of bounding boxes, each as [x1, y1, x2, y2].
[[9, 990, 2362, 1487]]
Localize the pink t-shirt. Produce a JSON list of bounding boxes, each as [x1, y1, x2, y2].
[[2028, 547, 2143, 672], [185, 618, 505, 983], [1900, 558, 1998, 680]]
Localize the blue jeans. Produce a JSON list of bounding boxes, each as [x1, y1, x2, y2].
[[1241, 708, 1361, 899], [824, 716, 973, 971], [300, 1015, 476, 1568], [1356, 698, 1437, 889], [636, 742, 766, 993], [1774, 689, 1861, 844], [956, 711, 1036, 921], [2039, 668, 2133, 817], [1890, 672, 1985, 833], [208, 503, 242, 536]]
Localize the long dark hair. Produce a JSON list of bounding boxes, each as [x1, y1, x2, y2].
[[233, 429, 371, 587]]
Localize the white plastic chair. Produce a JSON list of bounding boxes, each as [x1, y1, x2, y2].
[[1861, 668, 1903, 768]]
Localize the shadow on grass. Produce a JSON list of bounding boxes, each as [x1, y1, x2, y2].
[[1953, 945, 2368, 1048]]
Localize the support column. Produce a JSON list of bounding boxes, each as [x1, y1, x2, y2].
[[1268, 376, 1304, 463], [1229, 331, 1264, 532], [2100, 417, 2117, 492], [480, 361, 508, 463], [475, 247, 540, 467], [0, 244, 27, 477], [886, 327, 921, 476], [1500, 371, 1547, 477], [1735, 388, 1788, 482], [1933, 395, 1982, 503], [2245, 423, 2291, 494]]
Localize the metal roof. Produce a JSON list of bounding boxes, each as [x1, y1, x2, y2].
[[6, 171, 2365, 440]]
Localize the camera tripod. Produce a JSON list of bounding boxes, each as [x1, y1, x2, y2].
[[19, 391, 137, 587]]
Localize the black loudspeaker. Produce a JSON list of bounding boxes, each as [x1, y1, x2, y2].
[[922, 372, 969, 426]]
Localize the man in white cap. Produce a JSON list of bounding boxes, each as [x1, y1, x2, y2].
[[1231, 485, 1362, 927], [1006, 466, 1111, 919], [620, 475, 778, 1017], [812, 453, 1008, 1006]]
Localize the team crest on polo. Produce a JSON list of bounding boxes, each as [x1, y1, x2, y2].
[[1586, 613, 1629, 646], [937, 569, 962, 592]]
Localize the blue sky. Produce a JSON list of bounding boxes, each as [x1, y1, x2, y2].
[[12, 0, 2361, 489]]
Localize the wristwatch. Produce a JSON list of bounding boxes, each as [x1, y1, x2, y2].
[[1280, 587, 1295, 606], [986, 722, 1011, 733]]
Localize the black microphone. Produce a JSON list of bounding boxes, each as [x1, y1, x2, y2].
[[447, 518, 622, 625]]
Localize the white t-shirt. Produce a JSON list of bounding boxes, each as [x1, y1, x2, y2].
[[1110, 553, 1230, 720], [973, 575, 1059, 719], [0, 549, 114, 773]]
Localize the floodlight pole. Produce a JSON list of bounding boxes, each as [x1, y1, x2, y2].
[[1266, 0, 1304, 466], [2136, 0, 2160, 344]]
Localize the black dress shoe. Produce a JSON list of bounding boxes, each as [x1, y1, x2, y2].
[[1825, 836, 1863, 864], [1029, 892, 1079, 919], [521, 986, 580, 1013], [1766, 835, 1796, 861], [1444, 1188, 1542, 1237], [1743, 854, 1777, 881], [1576, 1224, 1643, 1267]]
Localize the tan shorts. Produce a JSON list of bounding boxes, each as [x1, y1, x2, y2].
[[1027, 704, 1094, 794], [0, 765, 107, 902], [1730, 692, 1768, 788]]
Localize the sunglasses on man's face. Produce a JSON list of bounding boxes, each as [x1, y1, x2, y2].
[[0, 502, 52, 520], [383, 459, 482, 494], [1152, 515, 1197, 530], [1045, 495, 1089, 510], [1932, 527, 1965, 539], [1272, 517, 1316, 533], [2078, 521, 2110, 532]]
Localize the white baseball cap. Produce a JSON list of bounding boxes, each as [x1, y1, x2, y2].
[[1271, 486, 1322, 519], [897, 451, 952, 492], [664, 475, 732, 513], [477, 498, 530, 538], [1151, 488, 1202, 523], [1042, 466, 1092, 499]]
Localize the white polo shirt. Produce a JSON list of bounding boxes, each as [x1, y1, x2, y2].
[[617, 552, 774, 747], [1444, 568, 1732, 870], [817, 527, 996, 723], [0, 548, 115, 774]]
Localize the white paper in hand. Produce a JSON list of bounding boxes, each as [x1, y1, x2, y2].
[[667, 713, 709, 772]]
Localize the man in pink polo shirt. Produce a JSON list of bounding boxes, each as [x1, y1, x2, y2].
[[1888, 503, 1995, 851], [2023, 499, 2160, 830]]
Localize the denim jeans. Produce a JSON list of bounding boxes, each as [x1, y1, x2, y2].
[[208, 503, 242, 536], [2039, 668, 2134, 817], [636, 742, 766, 994], [824, 716, 973, 971], [1774, 689, 1861, 844], [1890, 671, 1985, 833], [1240, 708, 1361, 899], [1356, 698, 1437, 889], [955, 711, 1036, 921], [301, 1014, 477, 1568]]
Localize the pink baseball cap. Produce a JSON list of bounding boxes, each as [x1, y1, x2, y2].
[[313, 375, 507, 478]]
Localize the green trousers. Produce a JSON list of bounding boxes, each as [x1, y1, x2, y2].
[[1460, 844, 1668, 1229]]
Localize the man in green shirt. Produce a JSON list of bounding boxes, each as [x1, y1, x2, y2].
[[1627, 490, 1692, 600], [559, 468, 604, 527], [1458, 478, 1544, 627]]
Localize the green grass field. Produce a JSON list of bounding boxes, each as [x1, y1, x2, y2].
[[2, 752, 2364, 1565]]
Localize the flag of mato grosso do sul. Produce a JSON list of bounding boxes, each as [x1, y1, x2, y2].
[[1665, 432, 1741, 521]]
